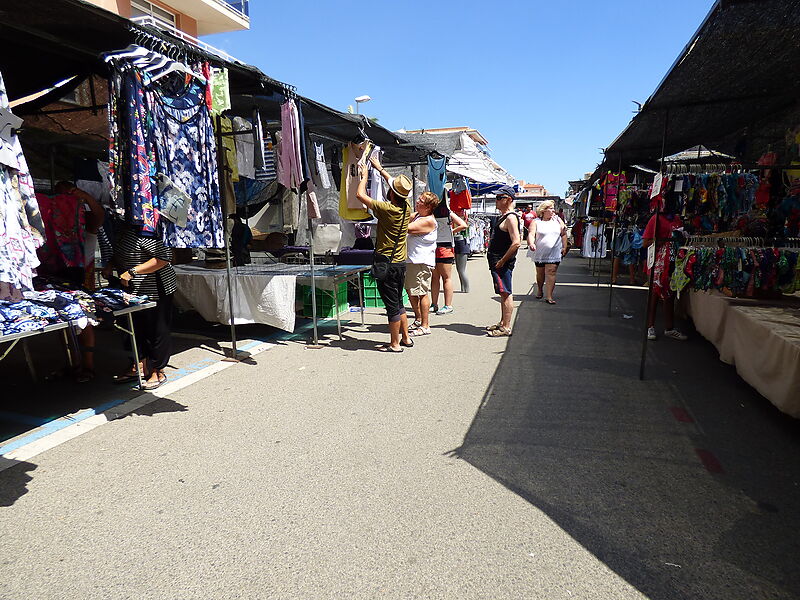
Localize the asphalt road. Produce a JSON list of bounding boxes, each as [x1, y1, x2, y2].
[[1, 251, 798, 600]]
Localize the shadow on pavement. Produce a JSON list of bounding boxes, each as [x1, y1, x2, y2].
[[0, 458, 37, 507], [448, 257, 800, 600]]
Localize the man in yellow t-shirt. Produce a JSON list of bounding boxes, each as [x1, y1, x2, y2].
[[356, 156, 412, 352]]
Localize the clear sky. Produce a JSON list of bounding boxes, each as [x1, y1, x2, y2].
[[205, 0, 717, 196]]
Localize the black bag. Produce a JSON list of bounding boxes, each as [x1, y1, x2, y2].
[[370, 254, 391, 283], [370, 201, 407, 283]]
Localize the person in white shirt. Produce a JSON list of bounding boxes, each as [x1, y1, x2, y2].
[[405, 191, 439, 336], [528, 200, 568, 304]]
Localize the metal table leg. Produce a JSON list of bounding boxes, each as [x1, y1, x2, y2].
[[128, 313, 144, 390], [114, 314, 144, 390], [333, 279, 343, 341], [357, 272, 365, 326], [21, 340, 38, 382]]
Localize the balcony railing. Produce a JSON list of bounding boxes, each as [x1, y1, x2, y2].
[[131, 16, 238, 63], [215, 0, 249, 19]]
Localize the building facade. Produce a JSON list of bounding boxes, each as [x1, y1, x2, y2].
[[84, 0, 249, 37]]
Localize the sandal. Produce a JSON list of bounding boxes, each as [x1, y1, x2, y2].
[[141, 372, 167, 390], [408, 320, 422, 331], [486, 322, 503, 331], [399, 338, 414, 348], [487, 326, 512, 337], [545, 299, 556, 305], [409, 327, 430, 337], [535, 293, 544, 299], [377, 344, 404, 353]]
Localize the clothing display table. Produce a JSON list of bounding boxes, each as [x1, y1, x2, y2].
[[173, 264, 369, 339], [684, 291, 800, 417], [0, 323, 71, 381]]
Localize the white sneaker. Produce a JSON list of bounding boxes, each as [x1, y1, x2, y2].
[[437, 305, 454, 315], [647, 327, 657, 340], [664, 329, 688, 341]]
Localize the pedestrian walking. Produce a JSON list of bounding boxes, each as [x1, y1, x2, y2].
[[528, 200, 568, 304], [486, 185, 520, 336], [430, 208, 467, 315], [405, 191, 439, 337], [356, 157, 412, 352]]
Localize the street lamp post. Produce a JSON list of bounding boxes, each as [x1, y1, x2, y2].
[[355, 95, 371, 114]]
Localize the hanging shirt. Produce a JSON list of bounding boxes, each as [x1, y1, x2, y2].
[[36, 193, 86, 271], [338, 144, 371, 220], [210, 67, 231, 115], [278, 99, 303, 189], [310, 141, 331, 189], [448, 188, 472, 211], [232, 116, 255, 179], [427, 155, 446, 200]]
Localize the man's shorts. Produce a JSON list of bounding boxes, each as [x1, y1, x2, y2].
[[375, 262, 407, 322], [491, 265, 514, 295], [404, 263, 432, 296]]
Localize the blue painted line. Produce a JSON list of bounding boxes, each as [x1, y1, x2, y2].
[[0, 319, 351, 456]]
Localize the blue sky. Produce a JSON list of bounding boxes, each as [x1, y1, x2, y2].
[[206, 0, 716, 196]]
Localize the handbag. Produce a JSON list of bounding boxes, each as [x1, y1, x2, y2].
[[370, 201, 407, 283]]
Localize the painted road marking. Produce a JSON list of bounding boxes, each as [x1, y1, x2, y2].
[[0, 316, 353, 468], [695, 448, 724, 474]]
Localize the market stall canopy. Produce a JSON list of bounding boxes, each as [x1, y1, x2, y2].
[[603, 0, 800, 168], [229, 94, 429, 166], [0, 0, 291, 104], [400, 131, 517, 190]]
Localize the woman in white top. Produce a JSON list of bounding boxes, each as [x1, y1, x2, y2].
[[405, 191, 439, 336], [528, 200, 568, 304]]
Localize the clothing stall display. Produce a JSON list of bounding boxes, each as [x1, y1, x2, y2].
[[448, 177, 472, 211], [582, 221, 607, 258], [0, 71, 46, 301], [105, 46, 224, 248]]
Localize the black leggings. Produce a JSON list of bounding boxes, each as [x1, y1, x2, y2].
[[132, 293, 173, 371]]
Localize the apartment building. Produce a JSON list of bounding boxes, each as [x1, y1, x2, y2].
[[84, 0, 249, 37]]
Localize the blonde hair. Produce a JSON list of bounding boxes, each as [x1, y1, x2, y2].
[[536, 200, 555, 217], [418, 191, 441, 209]]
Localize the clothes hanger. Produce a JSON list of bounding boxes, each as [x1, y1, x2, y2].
[[103, 45, 150, 62]]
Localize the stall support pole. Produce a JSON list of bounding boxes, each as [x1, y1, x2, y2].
[[307, 217, 323, 349], [216, 115, 241, 362], [607, 153, 623, 315], [639, 109, 669, 380]]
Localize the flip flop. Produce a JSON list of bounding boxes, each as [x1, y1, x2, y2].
[[535, 294, 544, 300], [545, 299, 556, 305], [141, 374, 167, 390], [399, 339, 414, 347], [377, 345, 404, 353]]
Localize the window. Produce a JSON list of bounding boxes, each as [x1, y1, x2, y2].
[[130, 0, 176, 28]]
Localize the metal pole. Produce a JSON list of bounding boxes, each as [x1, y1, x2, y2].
[[607, 153, 623, 315], [639, 109, 669, 380], [216, 115, 240, 361], [308, 217, 320, 347]]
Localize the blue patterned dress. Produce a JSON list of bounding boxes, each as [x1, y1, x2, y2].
[[148, 80, 223, 248]]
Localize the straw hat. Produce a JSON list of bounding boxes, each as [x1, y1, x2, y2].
[[389, 174, 412, 199]]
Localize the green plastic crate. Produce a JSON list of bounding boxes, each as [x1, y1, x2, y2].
[[359, 273, 408, 308], [300, 282, 348, 318]]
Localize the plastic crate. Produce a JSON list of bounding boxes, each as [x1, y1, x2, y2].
[[300, 282, 348, 318], [359, 273, 408, 308]]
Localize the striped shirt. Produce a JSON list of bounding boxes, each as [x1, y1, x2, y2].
[[116, 229, 177, 298]]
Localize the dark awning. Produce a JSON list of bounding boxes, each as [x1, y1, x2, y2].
[[0, 0, 290, 103], [603, 0, 800, 167], [229, 94, 429, 166]]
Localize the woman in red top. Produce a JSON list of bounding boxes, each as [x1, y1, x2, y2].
[[642, 208, 688, 342]]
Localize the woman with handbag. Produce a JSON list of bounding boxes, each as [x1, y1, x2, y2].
[[356, 157, 412, 352]]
